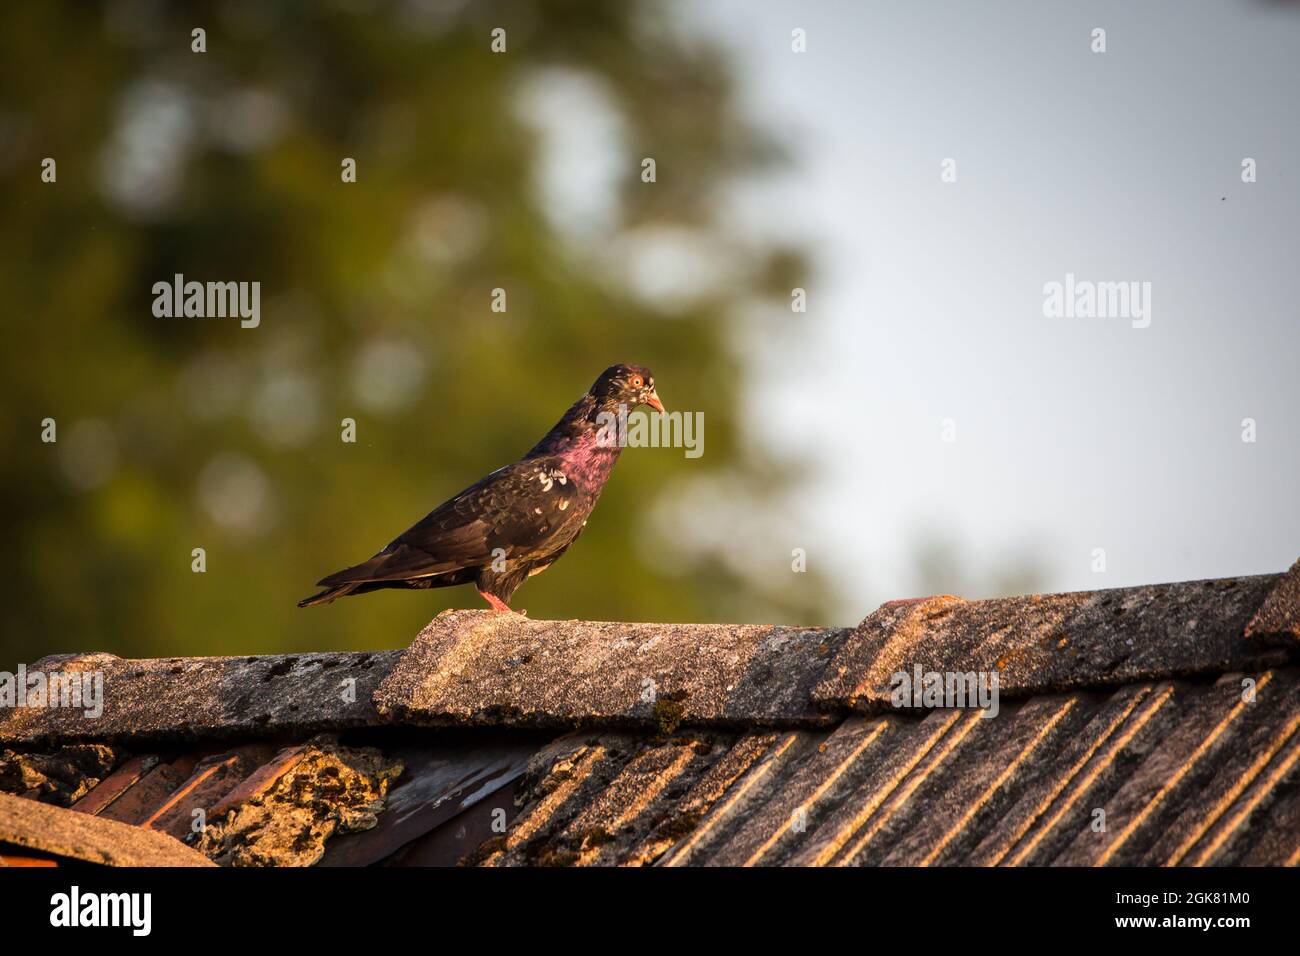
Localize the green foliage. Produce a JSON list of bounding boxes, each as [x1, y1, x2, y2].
[[0, 0, 838, 665]]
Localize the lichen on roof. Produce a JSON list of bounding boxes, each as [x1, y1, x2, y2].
[[193, 735, 403, 867]]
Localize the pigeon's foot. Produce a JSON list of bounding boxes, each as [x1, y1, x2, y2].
[[477, 587, 526, 616]]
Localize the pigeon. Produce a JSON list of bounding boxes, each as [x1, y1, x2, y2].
[[298, 363, 664, 613]]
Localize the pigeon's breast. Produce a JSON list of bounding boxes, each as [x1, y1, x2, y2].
[[563, 448, 619, 494], [546, 428, 622, 495]]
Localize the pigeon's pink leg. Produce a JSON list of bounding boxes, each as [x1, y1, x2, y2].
[[476, 587, 527, 616]]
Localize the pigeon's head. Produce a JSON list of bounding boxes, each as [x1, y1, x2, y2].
[[590, 363, 665, 414]]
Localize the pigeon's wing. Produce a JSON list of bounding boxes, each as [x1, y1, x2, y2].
[[315, 459, 573, 586]]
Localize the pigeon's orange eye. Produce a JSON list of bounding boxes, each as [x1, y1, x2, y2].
[[630, 376, 642, 388]]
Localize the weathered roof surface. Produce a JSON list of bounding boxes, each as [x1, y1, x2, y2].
[[0, 790, 214, 867], [0, 650, 402, 746], [550, 670, 1300, 867], [814, 574, 1290, 711], [318, 735, 539, 866], [1247, 558, 1300, 646], [1, 563, 1297, 867], [374, 611, 853, 729]]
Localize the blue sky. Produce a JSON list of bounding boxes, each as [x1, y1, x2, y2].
[[681, 0, 1300, 615]]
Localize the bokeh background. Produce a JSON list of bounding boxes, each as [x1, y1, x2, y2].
[[1, 0, 1296, 667]]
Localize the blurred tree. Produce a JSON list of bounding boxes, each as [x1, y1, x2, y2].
[[0, 0, 837, 665]]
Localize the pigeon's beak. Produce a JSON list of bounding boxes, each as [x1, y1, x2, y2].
[[644, 389, 665, 415]]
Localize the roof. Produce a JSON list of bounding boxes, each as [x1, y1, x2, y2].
[[2, 560, 1298, 867], [0, 791, 213, 867]]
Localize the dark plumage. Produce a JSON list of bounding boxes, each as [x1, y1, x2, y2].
[[298, 363, 664, 613]]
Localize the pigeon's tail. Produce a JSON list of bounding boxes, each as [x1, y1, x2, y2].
[[297, 583, 358, 608]]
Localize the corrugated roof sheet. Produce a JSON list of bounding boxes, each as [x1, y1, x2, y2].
[[501, 671, 1300, 867], [375, 612, 853, 729], [0, 791, 213, 867], [2, 564, 1298, 867], [814, 574, 1288, 710], [0, 650, 402, 746]]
